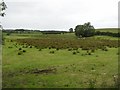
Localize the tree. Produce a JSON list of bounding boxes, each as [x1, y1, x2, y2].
[[0, 0, 7, 17], [0, 0, 7, 45], [69, 28, 73, 33], [74, 22, 95, 37]]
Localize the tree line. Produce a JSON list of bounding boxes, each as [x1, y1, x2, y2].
[[70, 22, 119, 37]]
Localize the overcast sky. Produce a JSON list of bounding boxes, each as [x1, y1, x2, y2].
[[0, 0, 119, 30]]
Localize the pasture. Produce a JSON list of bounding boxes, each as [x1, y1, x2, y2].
[[2, 31, 119, 88], [95, 28, 118, 33]]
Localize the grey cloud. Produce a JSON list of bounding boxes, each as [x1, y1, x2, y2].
[[1, 0, 119, 30]]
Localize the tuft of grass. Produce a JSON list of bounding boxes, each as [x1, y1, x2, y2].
[[23, 50, 26, 52], [50, 51, 55, 54], [91, 49, 95, 53], [56, 48, 59, 51], [88, 52, 92, 55], [29, 46, 32, 48], [88, 78, 96, 88], [76, 50, 80, 53], [39, 48, 42, 51], [72, 51, 76, 55], [49, 47, 51, 49], [68, 48, 72, 51], [8, 46, 13, 48], [18, 52, 22, 55], [19, 48, 22, 50]]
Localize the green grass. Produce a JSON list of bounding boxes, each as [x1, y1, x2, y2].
[[92, 36, 118, 40], [95, 28, 119, 33], [2, 36, 118, 88], [3, 32, 76, 40]]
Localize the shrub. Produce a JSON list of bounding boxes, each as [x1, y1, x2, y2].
[[81, 54, 85, 56], [39, 49, 42, 51], [73, 48, 78, 50], [6, 33, 10, 36], [73, 51, 76, 55], [102, 48, 108, 51], [22, 45, 28, 48], [96, 55, 98, 57], [87, 50, 89, 53], [50, 51, 55, 54], [82, 47, 90, 50], [23, 50, 26, 52], [8, 46, 12, 48], [49, 47, 51, 49], [101, 47, 108, 51], [19, 48, 22, 50], [104, 48, 108, 51], [68, 48, 72, 51], [76, 50, 80, 53], [91, 49, 95, 53], [18, 52, 22, 55], [56, 48, 59, 51], [91, 67, 94, 70], [88, 52, 92, 55], [30, 46, 32, 48], [88, 78, 96, 88]]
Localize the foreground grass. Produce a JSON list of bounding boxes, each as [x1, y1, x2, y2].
[[2, 38, 118, 88]]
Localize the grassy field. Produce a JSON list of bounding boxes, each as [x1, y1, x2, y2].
[[95, 28, 119, 33], [2, 32, 119, 88]]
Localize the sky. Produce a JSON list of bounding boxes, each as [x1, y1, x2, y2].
[[0, 0, 119, 30]]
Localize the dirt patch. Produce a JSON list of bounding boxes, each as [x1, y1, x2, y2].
[[28, 68, 57, 74]]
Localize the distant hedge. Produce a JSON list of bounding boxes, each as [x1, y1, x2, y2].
[[41, 31, 68, 34]]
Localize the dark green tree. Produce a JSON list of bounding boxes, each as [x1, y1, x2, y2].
[[0, 0, 7, 17], [0, 0, 7, 45], [69, 28, 73, 33], [74, 22, 95, 37]]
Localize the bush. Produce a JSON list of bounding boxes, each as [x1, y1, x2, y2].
[[50, 51, 55, 54], [102, 47, 108, 51], [23, 50, 26, 52], [104, 48, 108, 51], [18, 52, 22, 55], [87, 50, 89, 53], [68, 48, 72, 51], [49, 47, 51, 49], [81, 53, 85, 56], [91, 67, 94, 70], [22, 45, 28, 48], [56, 48, 59, 51], [73, 51, 76, 55], [8, 46, 12, 48], [73, 48, 78, 50], [117, 52, 119, 55], [76, 50, 80, 53], [96, 55, 98, 57], [19, 48, 22, 50], [91, 49, 95, 53], [30, 46, 32, 48], [88, 52, 92, 55], [6, 33, 11, 36], [39, 49, 42, 51], [82, 47, 90, 50]]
